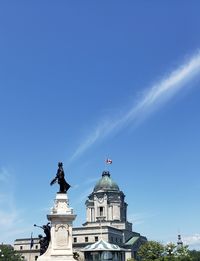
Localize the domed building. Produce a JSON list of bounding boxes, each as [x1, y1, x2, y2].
[[83, 171, 130, 237], [72, 170, 147, 260]]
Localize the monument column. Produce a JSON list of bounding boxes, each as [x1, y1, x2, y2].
[[38, 162, 76, 261], [38, 193, 76, 261]]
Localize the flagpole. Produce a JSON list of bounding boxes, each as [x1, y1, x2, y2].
[[29, 243, 31, 261], [104, 156, 107, 171], [105, 156, 112, 172], [29, 232, 33, 261]]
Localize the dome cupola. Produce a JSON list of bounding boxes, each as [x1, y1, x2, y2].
[[93, 171, 119, 192]]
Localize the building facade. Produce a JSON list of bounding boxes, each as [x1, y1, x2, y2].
[[14, 238, 40, 261], [14, 170, 147, 260]]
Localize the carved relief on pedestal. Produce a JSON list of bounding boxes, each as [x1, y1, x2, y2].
[[55, 224, 69, 248], [51, 198, 70, 214], [58, 201, 68, 211]]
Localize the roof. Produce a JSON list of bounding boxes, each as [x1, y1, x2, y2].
[[125, 236, 140, 245], [125, 234, 147, 246], [83, 239, 122, 252], [94, 171, 119, 192]]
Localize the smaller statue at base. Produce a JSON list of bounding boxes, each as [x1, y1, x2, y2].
[[50, 162, 71, 193], [38, 234, 48, 255], [34, 222, 51, 255]]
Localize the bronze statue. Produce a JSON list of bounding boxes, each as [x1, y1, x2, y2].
[[38, 234, 47, 255], [50, 162, 71, 193], [34, 222, 51, 255]]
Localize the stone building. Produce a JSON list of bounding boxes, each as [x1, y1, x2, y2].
[[14, 170, 147, 260], [14, 238, 40, 261], [73, 170, 147, 260]]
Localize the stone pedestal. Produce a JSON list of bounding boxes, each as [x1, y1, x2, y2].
[[38, 193, 76, 261]]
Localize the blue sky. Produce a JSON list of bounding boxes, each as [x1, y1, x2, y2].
[[0, 1, 200, 249]]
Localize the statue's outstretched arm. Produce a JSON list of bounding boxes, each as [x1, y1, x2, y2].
[[50, 177, 57, 186]]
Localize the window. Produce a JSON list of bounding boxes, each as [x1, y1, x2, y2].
[[20, 246, 23, 250], [73, 237, 77, 243], [35, 245, 38, 249], [99, 206, 104, 216], [95, 236, 98, 242], [85, 237, 88, 242], [91, 208, 94, 222], [102, 251, 113, 260]]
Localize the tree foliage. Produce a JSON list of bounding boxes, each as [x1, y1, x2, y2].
[[189, 250, 200, 261], [0, 245, 23, 261], [137, 241, 192, 261], [164, 242, 177, 256], [137, 241, 164, 261]]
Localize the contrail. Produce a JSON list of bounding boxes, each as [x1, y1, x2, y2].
[[69, 51, 200, 162]]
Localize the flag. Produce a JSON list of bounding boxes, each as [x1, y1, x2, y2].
[[30, 233, 34, 249], [106, 158, 112, 164]]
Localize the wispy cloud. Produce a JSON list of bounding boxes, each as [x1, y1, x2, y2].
[[0, 167, 25, 243], [71, 177, 98, 207], [0, 209, 21, 227], [163, 234, 200, 250], [0, 167, 10, 182], [72, 177, 99, 190], [73, 186, 94, 206], [69, 51, 200, 161], [128, 212, 156, 226], [183, 234, 200, 249]]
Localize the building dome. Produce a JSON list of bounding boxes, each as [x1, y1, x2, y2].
[[93, 171, 119, 192]]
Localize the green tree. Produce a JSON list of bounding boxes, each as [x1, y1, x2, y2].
[[0, 245, 23, 261], [137, 241, 165, 261], [176, 245, 191, 260], [163, 242, 191, 261], [165, 243, 177, 255], [189, 250, 200, 261], [137, 240, 198, 261]]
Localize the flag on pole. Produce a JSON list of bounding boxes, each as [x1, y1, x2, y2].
[[30, 232, 34, 249], [106, 158, 112, 164]]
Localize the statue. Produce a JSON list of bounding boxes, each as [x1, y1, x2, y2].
[[34, 223, 51, 255], [50, 162, 71, 193], [38, 234, 48, 255]]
